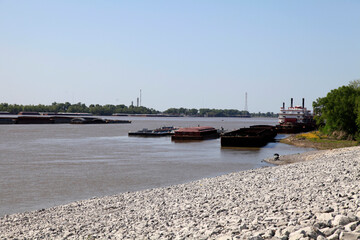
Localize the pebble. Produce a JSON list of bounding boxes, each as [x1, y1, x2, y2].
[[1, 146, 360, 239]]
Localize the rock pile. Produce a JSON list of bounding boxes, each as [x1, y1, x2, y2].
[[1, 146, 360, 239]]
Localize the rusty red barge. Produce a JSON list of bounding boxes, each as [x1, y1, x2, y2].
[[171, 126, 220, 141]]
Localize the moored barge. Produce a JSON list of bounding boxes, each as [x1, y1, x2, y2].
[[171, 126, 220, 141], [0, 115, 131, 124], [129, 126, 177, 137], [221, 126, 277, 147]]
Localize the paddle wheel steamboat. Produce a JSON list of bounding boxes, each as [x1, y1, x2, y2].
[[276, 98, 316, 133]]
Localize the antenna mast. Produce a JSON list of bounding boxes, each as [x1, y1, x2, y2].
[[244, 92, 248, 112], [140, 89, 142, 107]]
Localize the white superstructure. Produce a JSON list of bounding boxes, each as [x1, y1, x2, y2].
[[278, 98, 313, 124]]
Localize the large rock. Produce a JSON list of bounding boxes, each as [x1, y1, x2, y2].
[[339, 232, 360, 240], [288, 226, 322, 240], [288, 229, 305, 240], [317, 236, 326, 240], [319, 227, 337, 237], [216, 235, 232, 240], [333, 215, 352, 226], [316, 213, 333, 225], [344, 221, 359, 231]]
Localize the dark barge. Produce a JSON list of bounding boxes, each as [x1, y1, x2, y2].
[[0, 115, 131, 124], [275, 123, 316, 134], [16, 116, 54, 124], [221, 126, 277, 147]]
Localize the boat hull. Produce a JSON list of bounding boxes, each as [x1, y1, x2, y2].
[[221, 136, 269, 147], [129, 132, 174, 137], [221, 127, 277, 147], [171, 126, 220, 141], [129, 126, 176, 137], [171, 133, 219, 141], [275, 123, 316, 134]]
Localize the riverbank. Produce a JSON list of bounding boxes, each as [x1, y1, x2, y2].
[[1, 146, 360, 239], [280, 131, 359, 150]]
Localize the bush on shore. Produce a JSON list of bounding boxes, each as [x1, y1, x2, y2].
[[313, 80, 360, 141]]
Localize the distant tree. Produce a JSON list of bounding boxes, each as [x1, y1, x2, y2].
[[0, 102, 159, 115], [66, 102, 89, 113], [189, 108, 198, 116], [199, 108, 210, 116]]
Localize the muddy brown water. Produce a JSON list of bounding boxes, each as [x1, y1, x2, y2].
[[0, 117, 313, 216]]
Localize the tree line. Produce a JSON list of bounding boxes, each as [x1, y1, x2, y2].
[[0, 102, 159, 115], [313, 80, 360, 140], [0, 102, 278, 118], [163, 108, 277, 118], [163, 108, 251, 117]]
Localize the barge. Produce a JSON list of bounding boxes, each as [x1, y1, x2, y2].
[[0, 115, 131, 125], [129, 126, 177, 137], [250, 125, 278, 138], [171, 126, 220, 141], [221, 126, 277, 147]]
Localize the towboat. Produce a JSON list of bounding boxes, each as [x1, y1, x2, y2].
[[276, 98, 316, 134]]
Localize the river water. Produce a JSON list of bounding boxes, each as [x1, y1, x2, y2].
[[0, 117, 313, 216]]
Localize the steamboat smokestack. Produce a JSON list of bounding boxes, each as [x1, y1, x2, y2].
[[283, 102, 285, 109], [302, 98, 305, 108], [291, 98, 293, 108]]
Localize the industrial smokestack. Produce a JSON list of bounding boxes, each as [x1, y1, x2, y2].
[[302, 98, 305, 108], [291, 98, 293, 108]]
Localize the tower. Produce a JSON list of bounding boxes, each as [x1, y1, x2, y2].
[[244, 92, 248, 112], [140, 89, 142, 107]]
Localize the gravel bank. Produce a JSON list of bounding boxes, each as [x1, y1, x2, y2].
[[263, 149, 332, 165], [1, 146, 360, 239]]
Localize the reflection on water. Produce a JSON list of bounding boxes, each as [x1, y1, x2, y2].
[[0, 117, 313, 216]]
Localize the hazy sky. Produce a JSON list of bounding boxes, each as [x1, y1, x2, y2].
[[1, 1, 359, 113]]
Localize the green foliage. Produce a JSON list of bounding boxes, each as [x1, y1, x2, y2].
[[251, 112, 278, 118], [0, 102, 277, 118], [0, 102, 159, 115], [0, 103, 22, 114], [164, 107, 250, 117], [163, 107, 276, 117], [313, 80, 360, 138]]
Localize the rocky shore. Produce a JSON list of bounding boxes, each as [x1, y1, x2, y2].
[[1, 146, 360, 239], [263, 149, 332, 166]]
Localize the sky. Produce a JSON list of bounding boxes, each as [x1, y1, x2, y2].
[[0, 1, 359, 113]]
